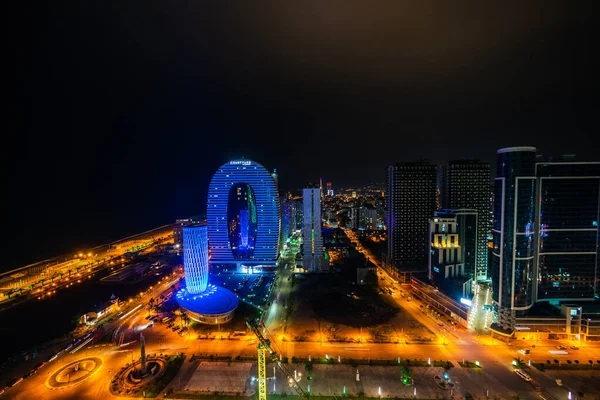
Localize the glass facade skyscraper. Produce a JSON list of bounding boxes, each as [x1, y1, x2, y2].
[[491, 147, 537, 329], [535, 160, 600, 302], [207, 159, 280, 271], [491, 148, 599, 332]]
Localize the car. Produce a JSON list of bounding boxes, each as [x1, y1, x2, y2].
[[513, 369, 531, 382], [557, 345, 567, 350], [520, 349, 530, 355], [570, 346, 579, 350]]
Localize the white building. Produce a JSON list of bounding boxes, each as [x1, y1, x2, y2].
[[302, 188, 324, 272]]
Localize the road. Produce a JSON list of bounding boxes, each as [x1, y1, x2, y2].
[[0, 228, 174, 307], [5, 229, 600, 399], [263, 237, 300, 347], [0, 267, 184, 399]]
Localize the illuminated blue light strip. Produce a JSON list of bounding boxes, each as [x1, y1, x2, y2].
[[207, 160, 280, 264]]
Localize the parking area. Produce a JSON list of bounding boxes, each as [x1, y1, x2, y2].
[[184, 361, 253, 395]]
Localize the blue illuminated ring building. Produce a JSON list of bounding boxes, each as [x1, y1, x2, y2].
[[176, 224, 238, 324], [207, 159, 280, 272]]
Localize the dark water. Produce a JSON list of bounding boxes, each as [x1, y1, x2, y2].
[[0, 265, 175, 361]]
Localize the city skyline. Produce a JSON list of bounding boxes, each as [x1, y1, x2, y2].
[[4, 2, 596, 272], [3, 2, 600, 398]]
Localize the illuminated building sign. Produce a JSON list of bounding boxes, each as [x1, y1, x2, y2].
[[229, 160, 252, 166]]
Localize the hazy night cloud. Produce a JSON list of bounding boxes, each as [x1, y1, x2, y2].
[[3, 1, 597, 269]]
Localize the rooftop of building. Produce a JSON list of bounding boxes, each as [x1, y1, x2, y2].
[[182, 222, 207, 228], [447, 159, 491, 166], [390, 160, 435, 167], [497, 146, 537, 154], [176, 284, 239, 315], [523, 300, 600, 317]]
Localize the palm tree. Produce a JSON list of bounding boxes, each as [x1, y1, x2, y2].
[[174, 309, 183, 328], [181, 312, 190, 328]]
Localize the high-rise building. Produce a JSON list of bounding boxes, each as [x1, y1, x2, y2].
[[443, 160, 491, 281], [293, 197, 303, 230], [429, 209, 477, 300], [174, 216, 203, 250], [176, 224, 238, 324], [534, 158, 600, 303], [302, 188, 324, 272], [386, 162, 437, 279], [491, 147, 538, 330], [437, 165, 447, 210], [182, 225, 209, 294], [326, 182, 334, 196], [491, 147, 600, 332], [319, 178, 323, 199], [282, 196, 301, 240], [350, 206, 378, 230], [207, 159, 280, 272]]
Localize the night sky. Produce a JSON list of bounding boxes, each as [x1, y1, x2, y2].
[[4, 1, 597, 270]]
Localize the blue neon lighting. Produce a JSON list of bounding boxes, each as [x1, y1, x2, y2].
[[182, 225, 209, 294], [208, 159, 280, 265], [240, 209, 249, 248]]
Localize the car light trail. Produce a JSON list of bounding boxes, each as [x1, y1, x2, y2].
[[70, 337, 94, 354], [119, 304, 142, 320]]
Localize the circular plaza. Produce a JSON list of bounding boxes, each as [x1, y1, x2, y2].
[[46, 357, 103, 390]]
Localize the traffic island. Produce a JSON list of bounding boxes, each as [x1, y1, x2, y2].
[[46, 357, 104, 390], [110, 354, 184, 398]]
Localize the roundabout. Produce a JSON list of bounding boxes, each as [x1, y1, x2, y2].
[[110, 356, 168, 397], [46, 357, 104, 390]]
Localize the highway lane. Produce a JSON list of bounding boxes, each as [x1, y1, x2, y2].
[[0, 229, 173, 307], [264, 238, 300, 341]]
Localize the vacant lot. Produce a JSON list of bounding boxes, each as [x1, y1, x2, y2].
[[286, 274, 434, 343]]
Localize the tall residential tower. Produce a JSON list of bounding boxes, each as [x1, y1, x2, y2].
[[444, 160, 491, 281], [386, 161, 437, 280], [302, 188, 324, 272]]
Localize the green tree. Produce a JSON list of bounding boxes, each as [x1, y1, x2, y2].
[[401, 366, 411, 386], [304, 361, 313, 378]]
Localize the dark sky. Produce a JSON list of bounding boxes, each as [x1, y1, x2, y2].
[[4, 1, 597, 269]]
